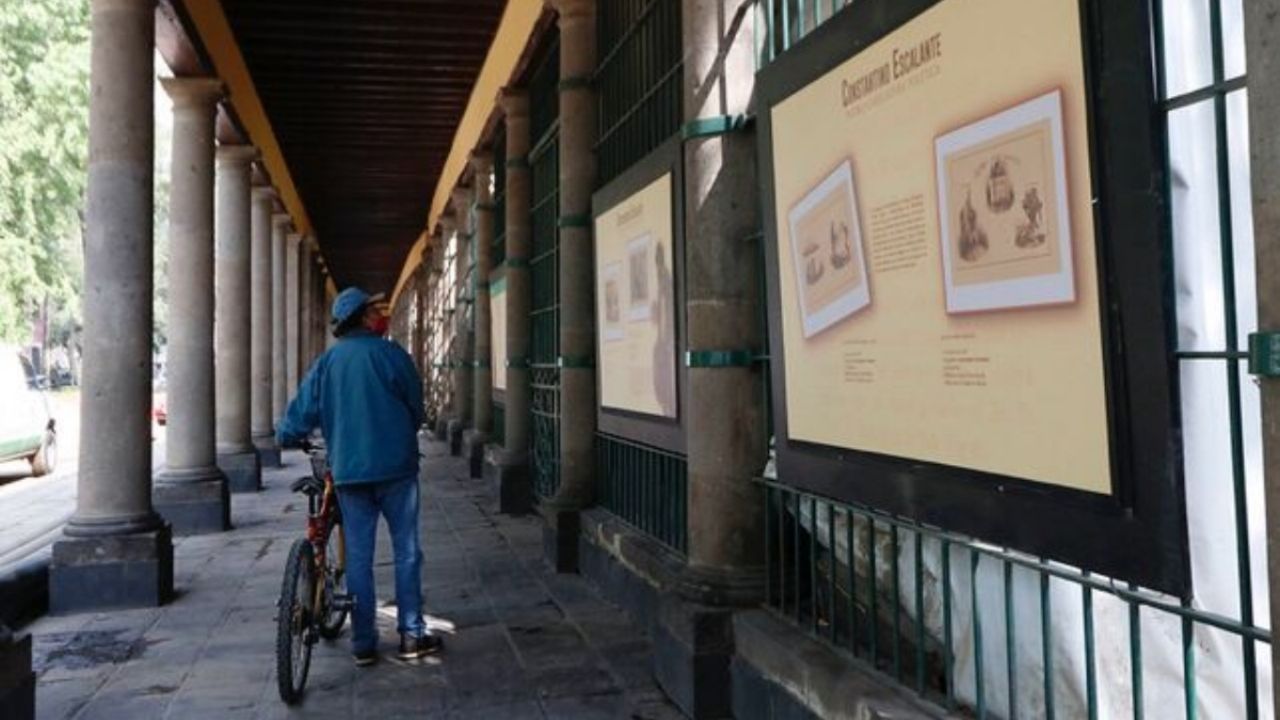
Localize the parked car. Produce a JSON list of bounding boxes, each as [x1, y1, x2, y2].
[[0, 347, 57, 476]]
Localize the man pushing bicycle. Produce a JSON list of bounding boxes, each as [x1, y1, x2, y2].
[[277, 286, 441, 666]]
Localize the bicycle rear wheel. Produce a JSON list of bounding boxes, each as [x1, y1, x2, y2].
[[276, 538, 316, 705], [318, 523, 348, 639]]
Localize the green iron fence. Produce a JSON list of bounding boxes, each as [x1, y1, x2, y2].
[[529, 36, 562, 500], [595, 0, 683, 185], [751, 2, 1268, 719], [596, 433, 688, 554]]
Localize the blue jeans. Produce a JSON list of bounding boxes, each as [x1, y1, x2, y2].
[[336, 475, 425, 653]]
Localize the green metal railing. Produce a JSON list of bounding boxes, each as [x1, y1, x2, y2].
[[595, 0, 682, 184], [596, 433, 688, 554], [750, 2, 1267, 719], [529, 36, 562, 500]]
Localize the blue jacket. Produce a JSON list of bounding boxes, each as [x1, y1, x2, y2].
[[277, 330, 425, 485]]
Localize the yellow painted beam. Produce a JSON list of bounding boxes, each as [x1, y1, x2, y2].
[[182, 0, 313, 241], [389, 0, 544, 306]]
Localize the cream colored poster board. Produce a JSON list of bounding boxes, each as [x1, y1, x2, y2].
[[771, 0, 1111, 493], [491, 275, 507, 392], [595, 173, 678, 418]]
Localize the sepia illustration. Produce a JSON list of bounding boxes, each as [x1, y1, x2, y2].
[[935, 90, 1076, 313], [627, 233, 652, 321], [602, 261, 624, 342], [787, 159, 871, 338]]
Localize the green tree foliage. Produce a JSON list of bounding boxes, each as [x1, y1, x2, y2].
[[0, 0, 90, 344]]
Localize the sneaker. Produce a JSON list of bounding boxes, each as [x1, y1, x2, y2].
[[353, 649, 379, 667], [397, 633, 443, 660]]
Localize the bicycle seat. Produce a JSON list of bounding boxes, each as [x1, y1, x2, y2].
[[290, 476, 324, 496]]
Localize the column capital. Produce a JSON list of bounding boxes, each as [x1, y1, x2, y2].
[[498, 87, 530, 119], [216, 144, 259, 167], [469, 150, 494, 176], [438, 212, 457, 235], [272, 211, 292, 230], [286, 231, 302, 246], [547, 0, 594, 22], [451, 187, 471, 215], [160, 76, 223, 107], [251, 185, 278, 202]]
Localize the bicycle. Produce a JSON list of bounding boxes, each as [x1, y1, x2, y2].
[[276, 439, 352, 705]]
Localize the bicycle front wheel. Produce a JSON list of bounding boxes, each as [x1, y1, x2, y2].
[[276, 538, 316, 705]]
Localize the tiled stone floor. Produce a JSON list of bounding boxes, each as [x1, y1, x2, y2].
[[25, 439, 684, 719]]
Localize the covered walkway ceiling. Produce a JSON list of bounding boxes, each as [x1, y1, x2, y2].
[[211, 0, 508, 293]]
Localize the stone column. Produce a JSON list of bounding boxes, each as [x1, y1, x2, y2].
[[0, 624, 33, 719], [546, 0, 598, 571], [1245, 5, 1280, 719], [299, 242, 313, 373], [447, 190, 474, 456], [429, 241, 449, 439], [51, 0, 172, 613], [214, 145, 262, 493], [152, 77, 230, 534], [657, 3, 766, 715], [413, 267, 427, 376], [486, 89, 534, 513], [465, 152, 495, 477], [250, 186, 280, 467], [271, 213, 290, 424], [285, 231, 301, 395]]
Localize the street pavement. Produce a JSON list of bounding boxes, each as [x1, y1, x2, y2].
[[23, 439, 686, 719]]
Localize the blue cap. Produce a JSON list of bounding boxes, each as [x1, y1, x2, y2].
[[331, 287, 384, 327]]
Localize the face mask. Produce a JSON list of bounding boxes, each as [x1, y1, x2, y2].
[[370, 315, 390, 336]]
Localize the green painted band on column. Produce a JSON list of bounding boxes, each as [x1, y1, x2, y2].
[[558, 75, 592, 92], [475, 202, 498, 212], [469, 360, 491, 369], [507, 356, 531, 370], [506, 156, 530, 170], [681, 114, 753, 142], [557, 355, 595, 369], [477, 281, 490, 290], [557, 214, 592, 229], [685, 350, 757, 368], [503, 257, 530, 269], [1249, 332, 1280, 377]]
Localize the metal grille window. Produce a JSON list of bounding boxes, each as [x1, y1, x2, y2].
[[754, 2, 1268, 719], [529, 36, 562, 500], [596, 434, 687, 554], [595, 0, 682, 185]]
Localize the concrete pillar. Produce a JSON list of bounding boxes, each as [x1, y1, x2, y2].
[[447, 190, 474, 456], [152, 77, 231, 534], [1245, 5, 1280, 719], [285, 231, 301, 395], [250, 186, 280, 467], [0, 624, 33, 719], [546, 0, 598, 570], [50, 0, 173, 613], [486, 89, 534, 513], [465, 152, 496, 477], [299, 242, 313, 373], [214, 145, 262, 493], [654, 3, 765, 715], [271, 213, 290, 426]]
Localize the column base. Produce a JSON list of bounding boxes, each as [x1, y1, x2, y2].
[[539, 506, 580, 573], [653, 594, 735, 720], [433, 418, 448, 441], [0, 628, 33, 720], [49, 527, 173, 614], [153, 467, 230, 534], [253, 434, 281, 468], [483, 447, 532, 515], [447, 420, 464, 457], [462, 430, 488, 478], [217, 448, 262, 493]]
